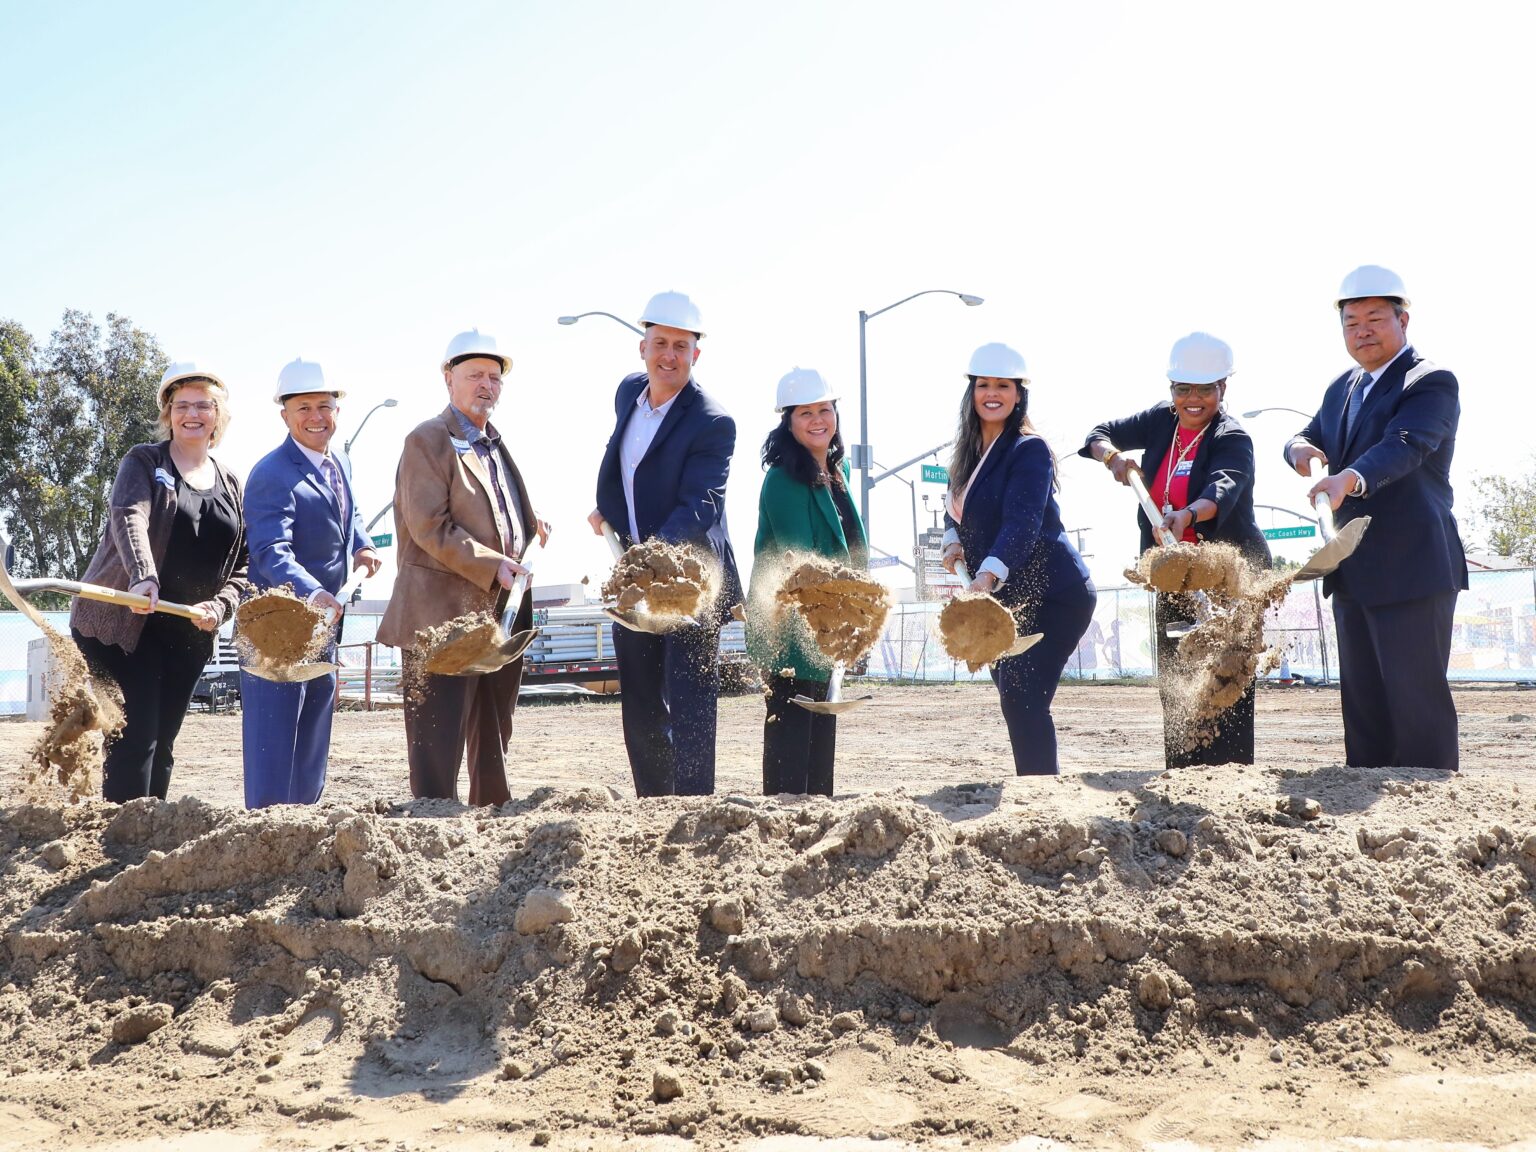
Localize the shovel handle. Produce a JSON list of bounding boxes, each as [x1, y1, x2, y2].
[[1127, 470, 1178, 547], [1312, 490, 1339, 542], [18, 579, 204, 621], [954, 560, 972, 586], [599, 520, 626, 561]]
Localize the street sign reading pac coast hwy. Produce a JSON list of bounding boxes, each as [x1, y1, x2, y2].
[[1261, 525, 1317, 540], [920, 464, 949, 484], [371, 533, 393, 547]]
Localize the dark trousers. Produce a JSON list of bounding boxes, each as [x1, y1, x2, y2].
[[1333, 590, 1459, 771], [614, 620, 720, 797], [990, 591, 1096, 776], [1155, 594, 1256, 769], [402, 657, 523, 806], [72, 618, 212, 802], [762, 674, 836, 796], [240, 640, 336, 809]]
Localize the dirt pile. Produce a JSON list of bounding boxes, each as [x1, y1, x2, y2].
[[603, 540, 713, 620], [1, 769, 1533, 1145], [775, 554, 890, 665], [235, 588, 329, 667], [938, 592, 1018, 672]]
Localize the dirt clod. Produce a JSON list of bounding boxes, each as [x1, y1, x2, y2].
[[603, 540, 714, 619], [235, 588, 329, 666], [775, 554, 891, 665], [938, 593, 1018, 672], [415, 613, 503, 676]]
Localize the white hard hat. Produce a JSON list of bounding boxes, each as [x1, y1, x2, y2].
[[637, 291, 705, 337], [774, 367, 837, 413], [966, 342, 1028, 381], [274, 358, 344, 403], [442, 329, 511, 372], [158, 361, 226, 406], [1166, 332, 1234, 385], [1335, 265, 1410, 310]]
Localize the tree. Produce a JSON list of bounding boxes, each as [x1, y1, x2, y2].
[[1472, 466, 1536, 564], [0, 310, 167, 584]]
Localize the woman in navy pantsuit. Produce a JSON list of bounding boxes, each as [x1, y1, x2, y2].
[[941, 343, 1096, 776]]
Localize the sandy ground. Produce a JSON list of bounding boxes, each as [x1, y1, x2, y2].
[[1, 681, 1535, 1151]]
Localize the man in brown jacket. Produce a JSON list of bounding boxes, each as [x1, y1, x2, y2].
[[378, 330, 547, 805]]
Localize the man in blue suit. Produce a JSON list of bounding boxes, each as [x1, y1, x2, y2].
[[588, 291, 742, 797], [1287, 266, 1467, 772], [241, 359, 381, 807]]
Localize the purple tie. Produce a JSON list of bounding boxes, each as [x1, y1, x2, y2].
[[322, 456, 347, 525]]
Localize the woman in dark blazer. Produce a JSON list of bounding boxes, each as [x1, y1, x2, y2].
[[1080, 332, 1271, 768], [71, 362, 249, 802], [941, 343, 1096, 776], [747, 368, 868, 796]]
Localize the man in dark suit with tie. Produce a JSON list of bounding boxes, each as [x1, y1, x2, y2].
[[242, 359, 381, 807], [588, 291, 742, 797], [1286, 265, 1467, 771]]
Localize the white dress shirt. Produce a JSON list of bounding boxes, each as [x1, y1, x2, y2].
[[618, 387, 679, 543]]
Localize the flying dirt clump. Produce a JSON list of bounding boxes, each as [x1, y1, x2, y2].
[[1160, 559, 1295, 752], [234, 587, 330, 666], [775, 554, 891, 665], [938, 591, 1019, 673], [603, 539, 714, 619], [416, 612, 503, 676], [30, 628, 123, 800], [1137, 540, 1245, 595]]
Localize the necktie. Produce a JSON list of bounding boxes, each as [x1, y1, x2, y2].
[[1345, 370, 1369, 439], [321, 456, 346, 524]]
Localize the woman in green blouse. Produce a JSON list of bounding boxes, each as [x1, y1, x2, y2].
[[747, 368, 869, 796]]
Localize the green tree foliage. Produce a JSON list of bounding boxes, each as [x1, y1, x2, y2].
[[1472, 466, 1536, 564], [0, 310, 167, 583]]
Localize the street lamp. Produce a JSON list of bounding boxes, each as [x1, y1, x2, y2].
[[857, 289, 983, 531], [1242, 406, 1312, 421], [558, 311, 644, 335], [344, 398, 398, 456]]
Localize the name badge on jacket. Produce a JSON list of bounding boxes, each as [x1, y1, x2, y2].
[[449, 436, 472, 456]]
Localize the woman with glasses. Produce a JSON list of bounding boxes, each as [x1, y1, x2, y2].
[[1080, 333, 1270, 769], [71, 363, 249, 801]]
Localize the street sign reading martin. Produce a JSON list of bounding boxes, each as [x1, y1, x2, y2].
[[920, 463, 949, 484]]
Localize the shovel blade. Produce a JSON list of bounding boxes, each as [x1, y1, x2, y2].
[[440, 628, 542, 676], [245, 659, 339, 683], [1294, 515, 1371, 582], [790, 693, 874, 715], [603, 607, 698, 634], [996, 632, 1044, 662]]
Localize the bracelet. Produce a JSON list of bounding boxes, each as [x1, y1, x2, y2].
[[1101, 446, 1120, 466]]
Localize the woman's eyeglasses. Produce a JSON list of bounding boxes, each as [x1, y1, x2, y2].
[[171, 401, 217, 415], [1170, 383, 1219, 398]]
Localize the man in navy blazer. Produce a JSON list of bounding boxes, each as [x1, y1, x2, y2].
[[588, 291, 742, 797], [241, 359, 380, 807], [1286, 266, 1467, 772]]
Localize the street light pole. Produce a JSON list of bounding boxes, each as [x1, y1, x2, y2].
[[856, 289, 983, 531], [558, 311, 644, 335], [344, 398, 398, 456]]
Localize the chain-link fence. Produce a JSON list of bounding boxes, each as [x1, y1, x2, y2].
[[5, 568, 1535, 712]]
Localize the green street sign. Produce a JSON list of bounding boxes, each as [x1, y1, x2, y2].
[[920, 464, 949, 484], [1262, 525, 1317, 541], [371, 532, 394, 548]]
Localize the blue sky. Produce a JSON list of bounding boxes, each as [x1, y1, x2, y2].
[[3, 0, 1533, 594]]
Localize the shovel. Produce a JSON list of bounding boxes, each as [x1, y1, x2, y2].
[[436, 567, 540, 676], [790, 661, 873, 716], [1125, 470, 1216, 639], [1293, 484, 1371, 582], [953, 560, 1044, 665], [599, 520, 700, 634]]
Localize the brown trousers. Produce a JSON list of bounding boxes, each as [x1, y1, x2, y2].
[[403, 657, 523, 807]]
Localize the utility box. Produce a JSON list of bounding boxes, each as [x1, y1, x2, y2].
[[26, 638, 53, 722]]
